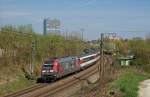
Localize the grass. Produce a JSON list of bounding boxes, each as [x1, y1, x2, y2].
[[0, 76, 36, 96], [114, 69, 149, 97]]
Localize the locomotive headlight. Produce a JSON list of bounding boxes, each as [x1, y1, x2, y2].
[[50, 70, 54, 72], [42, 70, 46, 73]]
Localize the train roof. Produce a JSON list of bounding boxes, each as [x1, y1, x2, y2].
[[78, 52, 97, 58], [58, 56, 77, 63], [44, 56, 77, 64]]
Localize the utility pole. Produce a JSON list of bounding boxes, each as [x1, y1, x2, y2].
[[101, 33, 104, 77], [80, 28, 84, 41], [98, 33, 104, 82], [30, 40, 37, 79], [65, 29, 68, 40], [98, 32, 117, 83]]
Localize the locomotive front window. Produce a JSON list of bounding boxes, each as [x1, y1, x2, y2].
[[43, 61, 54, 69], [43, 64, 53, 68]]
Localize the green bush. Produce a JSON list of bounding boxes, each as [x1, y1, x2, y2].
[[115, 70, 148, 97]]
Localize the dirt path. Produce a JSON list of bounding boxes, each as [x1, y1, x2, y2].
[[138, 79, 150, 97]]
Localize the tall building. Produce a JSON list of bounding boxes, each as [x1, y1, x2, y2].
[[43, 18, 61, 35]]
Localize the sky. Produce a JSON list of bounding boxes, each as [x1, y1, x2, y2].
[[0, 0, 150, 40]]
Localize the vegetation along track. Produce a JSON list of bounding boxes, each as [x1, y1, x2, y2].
[[2, 83, 49, 97], [3, 55, 112, 97]]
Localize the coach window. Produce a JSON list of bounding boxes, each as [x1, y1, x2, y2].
[[70, 60, 74, 68], [65, 62, 70, 69], [61, 62, 65, 68]]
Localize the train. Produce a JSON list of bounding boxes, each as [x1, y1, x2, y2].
[[37, 49, 100, 83]]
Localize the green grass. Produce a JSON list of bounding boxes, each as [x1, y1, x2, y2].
[[115, 69, 148, 97], [0, 76, 36, 96]]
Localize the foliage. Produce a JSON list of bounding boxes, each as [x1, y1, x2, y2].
[[0, 25, 87, 79], [115, 36, 150, 66], [128, 39, 150, 65], [115, 39, 129, 55], [115, 70, 148, 97]]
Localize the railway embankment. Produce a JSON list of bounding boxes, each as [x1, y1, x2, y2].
[[1, 58, 150, 97], [73, 66, 150, 97], [0, 76, 36, 96]]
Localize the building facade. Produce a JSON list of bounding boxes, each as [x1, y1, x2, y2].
[[43, 18, 61, 35]]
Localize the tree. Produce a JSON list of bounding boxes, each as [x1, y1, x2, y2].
[[0, 25, 87, 80]]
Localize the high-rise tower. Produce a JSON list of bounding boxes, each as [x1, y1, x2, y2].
[[43, 18, 61, 35]]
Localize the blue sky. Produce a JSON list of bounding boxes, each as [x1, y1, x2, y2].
[[0, 0, 150, 40]]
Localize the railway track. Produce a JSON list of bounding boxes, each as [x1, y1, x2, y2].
[[3, 55, 113, 97], [40, 67, 99, 97], [41, 56, 113, 97]]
